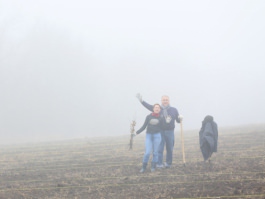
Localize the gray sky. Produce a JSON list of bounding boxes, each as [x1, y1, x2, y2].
[[1, 0, 265, 144]]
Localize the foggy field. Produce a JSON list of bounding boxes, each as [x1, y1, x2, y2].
[[1, 1, 265, 198], [0, 124, 264, 199]]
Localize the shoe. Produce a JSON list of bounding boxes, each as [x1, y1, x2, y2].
[[156, 164, 164, 169], [151, 162, 156, 172], [140, 163, 147, 173], [140, 168, 146, 173], [164, 162, 171, 168]]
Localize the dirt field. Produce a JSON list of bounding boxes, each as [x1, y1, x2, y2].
[[0, 124, 264, 199]]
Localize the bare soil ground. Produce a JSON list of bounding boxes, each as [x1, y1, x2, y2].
[[0, 125, 264, 199]]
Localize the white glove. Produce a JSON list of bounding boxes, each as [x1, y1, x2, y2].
[[136, 93, 143, 102], [178, 114, 183, 121]]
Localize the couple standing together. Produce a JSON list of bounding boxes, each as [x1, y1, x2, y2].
[[135, 94, 183, 173]]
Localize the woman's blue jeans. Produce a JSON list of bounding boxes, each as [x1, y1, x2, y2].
[[143, 132, 162, 164]]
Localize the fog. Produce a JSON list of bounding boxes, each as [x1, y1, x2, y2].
[[1, 0, 265, 144]]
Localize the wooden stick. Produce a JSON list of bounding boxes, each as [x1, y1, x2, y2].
[[180, 120, 186, 165], [129, 120, 136, 150]]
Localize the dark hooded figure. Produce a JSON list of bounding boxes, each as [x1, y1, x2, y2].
[[199, 115, 218, 161]]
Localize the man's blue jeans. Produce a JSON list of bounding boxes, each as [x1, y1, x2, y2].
[[158, 130, 175, 165], [143, 132, 162, 164]]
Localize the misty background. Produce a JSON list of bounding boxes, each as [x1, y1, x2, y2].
[[0, 0, 265, 144]]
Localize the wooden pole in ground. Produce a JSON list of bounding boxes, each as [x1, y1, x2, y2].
[[180, 119, 186, 165], [129, 120, 136, 150]]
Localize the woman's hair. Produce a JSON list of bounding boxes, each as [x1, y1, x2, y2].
[[153, 103, 161, 109]]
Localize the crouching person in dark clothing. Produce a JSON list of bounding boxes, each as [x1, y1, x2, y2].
[[136, 104, 163, 173], [199, 115, 218, 162]]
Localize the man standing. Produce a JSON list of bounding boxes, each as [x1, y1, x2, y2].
[[136, 94, 183, 168]]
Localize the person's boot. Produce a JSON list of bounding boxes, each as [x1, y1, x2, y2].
[[140, 163, 147, 173], [164, 162, 171, 168], [151, 162, 156, 172], [156, 163, 164, 169]]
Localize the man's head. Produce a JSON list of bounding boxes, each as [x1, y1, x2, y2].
[[161, 95, 170, 107]]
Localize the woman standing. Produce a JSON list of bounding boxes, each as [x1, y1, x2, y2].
[[136, 104, 163, 172]]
